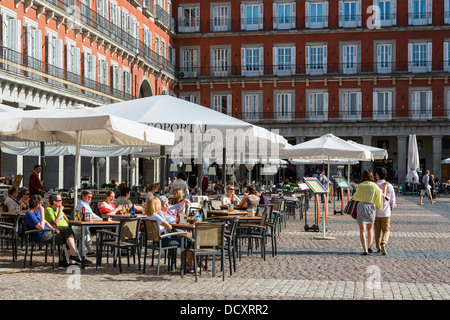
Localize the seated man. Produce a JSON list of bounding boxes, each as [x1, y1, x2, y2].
[[45, 193, 95, 259], [4, 186, 20, 212], [114, 186, 143, 212]]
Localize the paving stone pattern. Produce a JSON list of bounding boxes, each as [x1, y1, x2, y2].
[[0, 196, 449, 300]]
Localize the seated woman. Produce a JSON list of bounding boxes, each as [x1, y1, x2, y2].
[[171, 188, 184, 205], [222, 185, 240, 206], [24, 195, 82, 266], [239, 184, 260, 209], [158, 195, 191, 223], [98, 190, 123, 220], [18, 188, 30, 211], [144, 196, 195, 272]]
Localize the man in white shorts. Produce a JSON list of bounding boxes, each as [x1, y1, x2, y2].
[[419, 170, 436, 205]]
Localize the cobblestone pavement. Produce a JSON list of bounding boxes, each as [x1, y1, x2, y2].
[[1, 195, 449, 301]]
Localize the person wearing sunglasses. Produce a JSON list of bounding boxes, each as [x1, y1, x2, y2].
[[19, 188, 30, 211], [45, 193, 95, 263]]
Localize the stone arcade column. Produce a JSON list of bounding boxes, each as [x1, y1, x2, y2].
[[397, 136, 407, 185], [295, 136, 305, 179], [433, 136, 443, 181], [361, 136, 373, 173]]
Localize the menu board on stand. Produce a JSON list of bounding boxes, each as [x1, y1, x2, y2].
[[333, 178, 352, 215], [302, 177, 329, 232]]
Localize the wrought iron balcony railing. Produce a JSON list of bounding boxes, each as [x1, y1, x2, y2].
[[230, 110, 449, 124], [42, 0, 177, 77], [178, 61, 448, 79], [0, 46, 133, 103]]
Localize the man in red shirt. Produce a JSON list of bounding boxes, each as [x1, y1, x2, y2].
[[29, 164, 44, 196]]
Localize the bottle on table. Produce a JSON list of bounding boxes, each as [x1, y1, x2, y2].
[[82, 207, 86, 221], [131, 204, 136, 216], [176, 209, 180, 223]]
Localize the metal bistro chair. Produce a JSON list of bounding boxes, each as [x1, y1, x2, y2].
[[185, 222, 226, 282], [142, 219, 187, 276], [224, 217, 240, 275], [23, 228, 58, 269], [0, 212, 22, 262], [96, 217, 141, 273], [237, 210, 268, 261]]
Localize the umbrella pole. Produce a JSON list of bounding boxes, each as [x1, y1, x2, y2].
[[73, 131, 80, 215], [314, 157, 335, 240]]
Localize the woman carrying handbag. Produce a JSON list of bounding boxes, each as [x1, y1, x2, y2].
[[352, 170, 384, 255]]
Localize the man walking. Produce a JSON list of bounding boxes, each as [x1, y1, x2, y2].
[[375, 168, 396, 255], [419, 170, 436, 205]]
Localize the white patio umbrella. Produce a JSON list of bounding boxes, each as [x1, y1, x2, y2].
[[97, 95, 288, 194], [346, 140, 388, 160], [282, 133, 374, 240], [0, 141, 142, 157], [405, 134, 420, 185], [442, 158, 450, 164], [1, 106, 175, 208]]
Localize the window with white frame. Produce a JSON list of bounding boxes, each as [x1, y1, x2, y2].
[[305, 1, 328, 29], [338, 0, 361, 28], [212, 47, 230, 77], [155, 35, 160, 55], [341, 90, 362, 120], [160, 38, 166, 59], [180, 92, 200, 104], [110, 61, 121, 90], [372, 0, 397, 27], [46, 31, 63, 69], [180, 47, 199, 77], [273, 45, 295, 75], [143, 25, 152, 50], [243, 92, 261, 120], [444, 41, 450, 72], [408, 41, 432, 73], [305, 44, 327, 75], [341, 44, 359, 74], [375, 42, 393, 73], [82, 48, 96, 81], [275, 91, 294, 120], [445, 0, 450, 24], [24, 20, 42, 73], [211, 4, 231, 32], [97, 54, 108, 86], [410, 88, 432, 120], [123, 68, 132, 95], [408, 0, 432, 25], [273, 1, 296, 30], [122, 9, 130, 34], [2, 9, 20, 53], [65, 39, 80, 75], [240, 2, 263, 31], [110, 1, 121, 28], [212, 93, 232, 115], [373, 89, 394, 120], [178, 5, 200, 32], [307, 90, 328, 121], [96, 0, 109, 31], [241, 46, 264, 76]]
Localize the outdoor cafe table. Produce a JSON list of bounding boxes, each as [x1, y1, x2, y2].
[[68, 219, 120, 268], [207, 209, 248, 217]]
